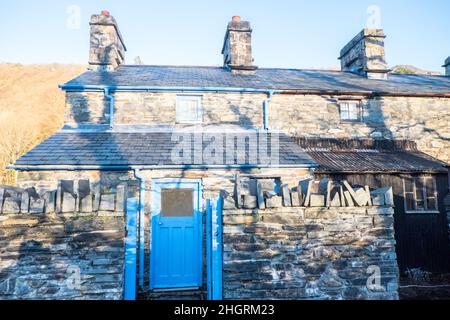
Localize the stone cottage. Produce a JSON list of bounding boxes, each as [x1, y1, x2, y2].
[[2, 11, 450, 300]]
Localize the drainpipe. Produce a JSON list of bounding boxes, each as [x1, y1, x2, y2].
[[133, 168, 145, 289], [263, 90, 275, 130], [104, 88, 115, 129]]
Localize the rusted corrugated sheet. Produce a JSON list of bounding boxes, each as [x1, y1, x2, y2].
[[294, 138, 448, 173]]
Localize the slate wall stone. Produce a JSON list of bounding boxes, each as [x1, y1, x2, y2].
[[222, 206, 399, 300], [0, 212, 125, 300]]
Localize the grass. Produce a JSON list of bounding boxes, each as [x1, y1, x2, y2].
[[0, 63, 85, 185]]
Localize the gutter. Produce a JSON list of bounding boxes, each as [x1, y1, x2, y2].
[[59, 85, 450, 98], [59, 84, 282, 95], [59, 84, 450, 98], [132, 168, 145, 289], [104, 88, 115, 129], [7, 163, 319, 171], [263, 90, 275, 130]]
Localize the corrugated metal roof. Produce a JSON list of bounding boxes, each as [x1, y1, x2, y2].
[[294, 138, 448, 173], [63, 65, 450, 95]]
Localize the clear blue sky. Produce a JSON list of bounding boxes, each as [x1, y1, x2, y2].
[[1, 0, 449, 72]]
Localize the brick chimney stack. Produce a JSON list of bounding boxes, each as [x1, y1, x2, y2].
[[88, 11, 127, 71], [222, 16, 257, 74], [339, 29, 390, 80], [443, 57, 450, 76]]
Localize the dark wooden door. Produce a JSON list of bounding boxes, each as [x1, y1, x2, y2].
[[393, 174, 450, 274]]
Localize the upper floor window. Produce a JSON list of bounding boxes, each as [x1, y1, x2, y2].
[[176, 95, 203, 124], [339, 101, 361, 121], [403, 176, 438, 213]]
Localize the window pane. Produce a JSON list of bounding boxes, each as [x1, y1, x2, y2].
[[348, 103, 359, 120], [405, 192, 415, 210], [427, 196, 437, 210], [425, 178, 437, 210], [340, 102, 360, 120], [161, 188, 194, 217], [176, 96, 202, 123], [340, 103, 349, 120], [415, 178, 425, 210], [404, 177, 414, 193]]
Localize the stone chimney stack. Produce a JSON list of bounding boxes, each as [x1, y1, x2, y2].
[[339, 29, 389, 80], [443, 57, 450, 76], [222, 16, 257, 74], [88, 11, 127, 71]]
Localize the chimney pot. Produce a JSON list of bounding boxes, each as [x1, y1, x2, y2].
[[232, 16, 241, 22], [101, 10, 110, 16]]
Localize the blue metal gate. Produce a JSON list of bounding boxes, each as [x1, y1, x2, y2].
[[206, 196, 223, 300], [124, 198, 138, 300]]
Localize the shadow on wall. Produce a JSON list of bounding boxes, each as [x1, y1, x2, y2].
[[0, 210, 125, 299]]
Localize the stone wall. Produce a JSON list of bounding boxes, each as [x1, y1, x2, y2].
[[219, 175, 399, 300], [0, 180, 127, 300], [0, 213, 124, 300], [222, 206, 399, 300], [64, 91, 266, 128], [269, 95, 450, 163], [64, 91, 450, 163]]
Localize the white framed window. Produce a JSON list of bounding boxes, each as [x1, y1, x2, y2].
[[403, 176, 438, 213], [176, 95, 203, 124], [339, 101, 361, 121]]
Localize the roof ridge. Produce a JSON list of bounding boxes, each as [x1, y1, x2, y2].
[[117, 65, 450, 77], [118, 64, 350, 73]]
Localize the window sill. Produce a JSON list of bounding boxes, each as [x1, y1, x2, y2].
[[340, 120, 363, 123], [405, 210, 440, 215], [175, 121, 203, 125]]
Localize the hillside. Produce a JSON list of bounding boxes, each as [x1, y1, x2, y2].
[[392, 65, 441, 76], [0, 63, 86, 185]]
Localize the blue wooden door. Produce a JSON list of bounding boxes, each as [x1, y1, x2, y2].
[[150, 179, 203, 289]]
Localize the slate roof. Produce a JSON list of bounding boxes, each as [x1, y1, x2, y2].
[[63, 65, 450, 95], [13, 131, 316, 168], [294, 138, 448, 173]]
